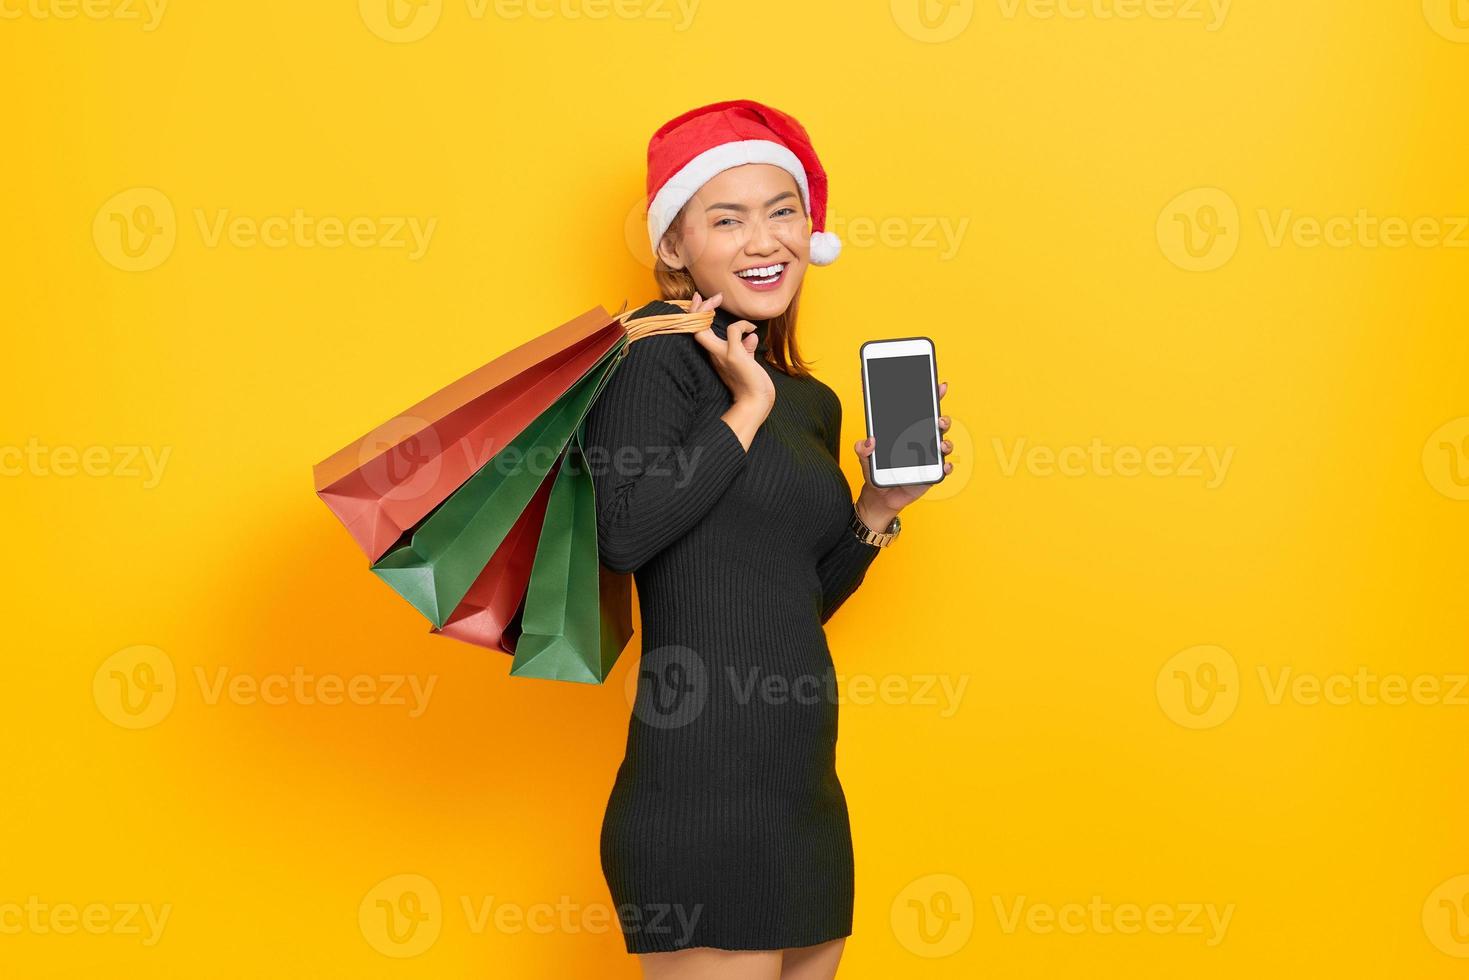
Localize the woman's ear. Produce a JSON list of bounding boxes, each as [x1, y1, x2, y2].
[[655, 231, 685, 271]]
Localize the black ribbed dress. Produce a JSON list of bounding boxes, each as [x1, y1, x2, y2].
[[582, 300, 882, 953]]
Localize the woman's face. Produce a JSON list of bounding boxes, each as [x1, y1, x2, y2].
[[656, 163, 809, 322]]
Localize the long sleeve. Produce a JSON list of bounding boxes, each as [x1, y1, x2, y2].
[[582, 323, 749, 575], [815, 391, 881, 624]]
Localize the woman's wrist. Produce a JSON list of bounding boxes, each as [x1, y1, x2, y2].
[[854, 490, 899, 533]]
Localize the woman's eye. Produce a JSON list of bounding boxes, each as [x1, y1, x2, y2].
[[772, 207, 797, 218], [714, 217, 739, 228]]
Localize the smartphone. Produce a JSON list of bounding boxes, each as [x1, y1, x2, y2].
[[859, 337, 945, 488]]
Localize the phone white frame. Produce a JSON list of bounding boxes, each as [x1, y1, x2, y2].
[[860, 337, 944, 488]]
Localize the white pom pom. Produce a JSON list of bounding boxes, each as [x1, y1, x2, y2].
[[809, 230, 842, 266]]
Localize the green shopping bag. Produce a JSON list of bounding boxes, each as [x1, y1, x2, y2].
[[370, 340, 624, 627], [509, 431, 634, 684]]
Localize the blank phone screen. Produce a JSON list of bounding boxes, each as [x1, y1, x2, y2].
[[868, 354, 937, 470]]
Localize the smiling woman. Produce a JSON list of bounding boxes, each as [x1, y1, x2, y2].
[[581, 101, 956, 980]]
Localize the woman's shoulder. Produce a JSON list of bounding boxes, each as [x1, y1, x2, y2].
[[606, 300, 712, 392]]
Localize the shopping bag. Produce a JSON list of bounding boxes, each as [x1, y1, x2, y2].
[[318, 299, 714, 682], [432, 458, 560, 653], [313, 306, 625, 561], [370, 340, 622, 627], [509, 432, 635, 684]]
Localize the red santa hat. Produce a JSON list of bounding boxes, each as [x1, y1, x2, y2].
[[646, 100, 842, 266]]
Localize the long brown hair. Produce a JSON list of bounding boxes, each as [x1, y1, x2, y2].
[[652, 210, 815, 378]]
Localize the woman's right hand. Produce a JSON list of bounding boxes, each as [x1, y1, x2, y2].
[[689, 291, 776, 414]]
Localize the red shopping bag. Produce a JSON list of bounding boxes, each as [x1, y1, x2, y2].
[[432, 458, 559, 653], [313, 307, 626, 561]]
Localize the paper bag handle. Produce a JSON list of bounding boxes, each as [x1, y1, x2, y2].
[[616, 298, 715, 346]]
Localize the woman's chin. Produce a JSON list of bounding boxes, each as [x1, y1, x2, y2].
[[722, 275, 802, 320]]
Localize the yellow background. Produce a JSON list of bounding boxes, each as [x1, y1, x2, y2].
[[4, 1, 1468, 976]]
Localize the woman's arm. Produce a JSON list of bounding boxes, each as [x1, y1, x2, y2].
[[815, 393, 883, 624], [583, 329, 749, 574]]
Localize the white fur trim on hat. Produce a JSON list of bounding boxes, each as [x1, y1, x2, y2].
[[647, 139, 811, 254]]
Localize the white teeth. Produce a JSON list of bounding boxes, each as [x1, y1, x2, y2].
[[737, 263, 785, 279]]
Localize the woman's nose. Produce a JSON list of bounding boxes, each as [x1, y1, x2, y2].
[[746, 220, 779, 255]]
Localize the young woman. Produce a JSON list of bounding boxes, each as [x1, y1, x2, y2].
[[582, 101, 956, 980]]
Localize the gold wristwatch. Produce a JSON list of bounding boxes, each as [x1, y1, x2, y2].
[[850, 502, 901, 547]]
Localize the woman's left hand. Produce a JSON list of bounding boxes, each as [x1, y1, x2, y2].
[[852, 381, 954, 531]]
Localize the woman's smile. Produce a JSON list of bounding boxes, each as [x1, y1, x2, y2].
[[733, 261, 789, 291]]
